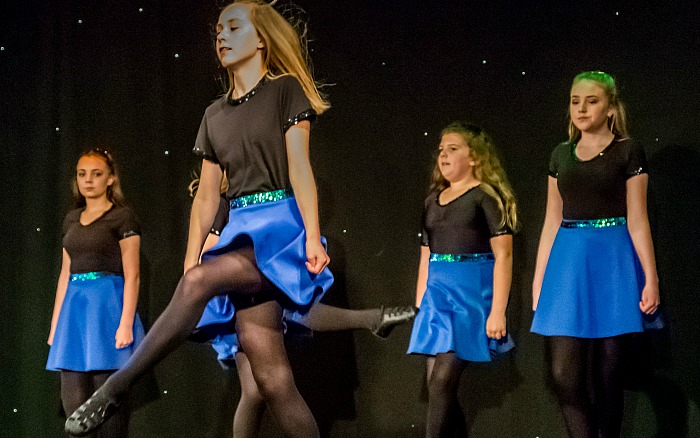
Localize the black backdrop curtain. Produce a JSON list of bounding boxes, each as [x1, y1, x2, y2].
[[2, 0, 700, 436]]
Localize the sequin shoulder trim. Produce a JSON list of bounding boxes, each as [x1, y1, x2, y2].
[[191, 149, 220, 164], [121, 231, 139, 239], [283, 109, 317, 132], [627, 166, 647, 177]]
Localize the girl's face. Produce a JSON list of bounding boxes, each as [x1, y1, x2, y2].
[[216, 4, 264, 70], [438, 133, 475, 183], [570, 79, 613, 134], [76, 155, 113, 200]]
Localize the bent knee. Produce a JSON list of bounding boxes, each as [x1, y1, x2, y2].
[[252, 367, 295, 400], [179, 267, 211, 303], [239, 383, 264, 404]]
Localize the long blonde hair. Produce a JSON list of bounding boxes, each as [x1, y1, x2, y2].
[[567, 71, 629, 142], [431, 122, 518, 231], [72, 148, 125, 208], [220, 0, 329, 114]]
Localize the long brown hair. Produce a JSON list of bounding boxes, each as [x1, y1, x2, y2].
[[220, 0, 329, 114], [567, 71, 629, 142], [72, 148, 125, 208], [431, 122, 518, 231]]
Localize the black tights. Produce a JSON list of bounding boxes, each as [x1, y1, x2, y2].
[[99, 246, 319, 438], [548, 336, 627, 438], [426, 353, 467, 438], [61, 371, 129, 438]]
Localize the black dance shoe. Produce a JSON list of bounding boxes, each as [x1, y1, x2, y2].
[[64, 389, 121, 436], [372, 305, 418, 338]]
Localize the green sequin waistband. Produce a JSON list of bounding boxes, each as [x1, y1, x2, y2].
[[561, 217, 627, 228], [230, 189, 294, 209], [429, 253, 495, 263], [70, 271, 119, 282]]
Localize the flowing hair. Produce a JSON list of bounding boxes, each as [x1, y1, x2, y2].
[[220, 0, 329, 114], [567, 71, 629, 142], [431, 122, 518, 231], [72, 148, 125, 208]]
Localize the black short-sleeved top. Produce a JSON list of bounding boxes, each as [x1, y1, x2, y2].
[[63, 205, 140, 274], [192, 75, 316, 199], [210, 196, 230, 236], [549, 138, 648, 220], [420, 185, 511, 254]]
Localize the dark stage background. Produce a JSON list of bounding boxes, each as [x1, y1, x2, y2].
[[2, 0, 700, 436]]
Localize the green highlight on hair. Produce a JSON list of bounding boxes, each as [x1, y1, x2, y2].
[[573, 71, 615, 88]]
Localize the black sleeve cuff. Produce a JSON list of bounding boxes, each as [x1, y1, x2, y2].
[[283, 109, 317, 132]]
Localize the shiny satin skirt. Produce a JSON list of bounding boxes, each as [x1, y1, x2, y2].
[[195, 191, 333, 342], [531, 219, 645, 338], [408, 254, 511, 362], [46, 273, 145, 372]]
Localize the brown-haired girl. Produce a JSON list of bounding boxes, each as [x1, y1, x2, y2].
[[407, 122, 517, 436], [47, 148, 144, 438]]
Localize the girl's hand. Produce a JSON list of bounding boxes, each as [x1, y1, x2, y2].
[[115, 324, 134, 349], [47, 329, 55, 346], [305, 239, 330, 275], [486, 312, 507, 339], [639, 281, 660, 314]]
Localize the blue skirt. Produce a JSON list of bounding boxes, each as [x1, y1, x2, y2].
[[531, 218, 645, 338], [408, 254, 512, 362], [210, 333, 239, 361], [196, 190, 333, 340], [46, 273, 146, 372]]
